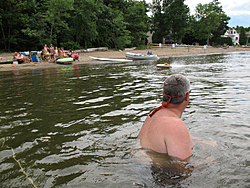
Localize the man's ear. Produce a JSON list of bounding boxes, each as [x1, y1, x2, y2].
[[185, 92, 189, 101]]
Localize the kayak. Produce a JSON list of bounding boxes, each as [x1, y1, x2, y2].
[[56, 58, 73, 64], [157, 63, 172, 69], [89, 56, 132, 62]]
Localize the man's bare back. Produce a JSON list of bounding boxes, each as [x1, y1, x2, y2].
[[138, 74, 194, 160]]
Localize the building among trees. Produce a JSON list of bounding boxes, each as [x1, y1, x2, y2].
[[222, 28, 240, 45]]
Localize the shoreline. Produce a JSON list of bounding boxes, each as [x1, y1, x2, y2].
[[1, 46, 250, 72]]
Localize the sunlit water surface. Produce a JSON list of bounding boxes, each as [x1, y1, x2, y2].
[[0, 52, 250, 187]]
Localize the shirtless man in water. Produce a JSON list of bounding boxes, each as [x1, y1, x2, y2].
[[138, 74, 194, 160]]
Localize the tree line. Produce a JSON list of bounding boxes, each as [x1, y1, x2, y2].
[[0, 0, 249, 52]]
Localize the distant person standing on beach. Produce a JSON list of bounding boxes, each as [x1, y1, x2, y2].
[[43, 44, 49, 54], [54, 47, 58, 57], [50, 44, 55, 59], [49, 44, 54, 53]]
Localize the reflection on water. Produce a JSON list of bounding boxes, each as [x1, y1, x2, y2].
[[0, 52, 250, 187], [132, 147, 194, 186]]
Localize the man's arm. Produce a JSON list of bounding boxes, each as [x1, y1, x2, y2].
[[164, 120, 193, 160], [14, 55, 21, 60], [192, 136, 217, 147]]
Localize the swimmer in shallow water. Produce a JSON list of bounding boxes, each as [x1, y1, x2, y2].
[[138, 74, 193, 160], [138, 74, 217, 161]]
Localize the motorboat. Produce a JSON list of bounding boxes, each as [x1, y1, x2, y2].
[[125, 51, 159, 60], [157, 63, 172, 69]]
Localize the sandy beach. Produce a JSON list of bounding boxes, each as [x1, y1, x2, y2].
[[1, 45, 250, 71]]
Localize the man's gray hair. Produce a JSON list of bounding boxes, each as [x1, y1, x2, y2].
[[163, 74, 190, 104]]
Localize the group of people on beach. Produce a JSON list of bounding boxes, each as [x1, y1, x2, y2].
[[13, 52, 31, 64], [41, 44, 79, 62], [13, 44, 79, 64]]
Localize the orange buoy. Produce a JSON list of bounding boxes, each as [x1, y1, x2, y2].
[[12, 64, 15, 67]]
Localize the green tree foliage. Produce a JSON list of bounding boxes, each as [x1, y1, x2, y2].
[[112, 11, 131, 49], [45, 0, 74, 45], [193, 0, 229, 45], [0, 0, 236, 52], [182, 15, 199, 45], [212, 37, 232, 46], [23, 0, 48, 49], [95, 4, 130, 49], [151, 0, 167, 43], [151, 0, 189, 43], [97, 8, 131, 49], [0, 0, 28, 51], [239, 27, 247, 45], [70, 0, 99, 49], [19, 0, 74, 50], [210, 0, 230, 38], [124, 1, 150, 46], [166, 0, 189, 43], [0, 0, 150, 51]]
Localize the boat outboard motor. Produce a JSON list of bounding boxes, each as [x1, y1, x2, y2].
[[147, 51, 153, 55]]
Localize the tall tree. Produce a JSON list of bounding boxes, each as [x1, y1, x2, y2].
[[0, 0, 28, 51], [151, 0, 189, 43], [45, 0, 74, 45], [239, 27, 247, 45], [23, 0, 49, 49], [0, 0, 152, 51], [69, 0, 99, 49], [167, 0, 189, 43], [182, 15, 199, 45], [151, 0, 167, 43], [124, 0, 150, 47], [194, 0, 229, 45], [210, 0, 230, 38], [103, 0, 126, 11], [22, 0, 74, 49], [111, 10, 131, 49], [95, 2, 131, 49]]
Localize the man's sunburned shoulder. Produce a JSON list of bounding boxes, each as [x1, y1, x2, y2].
[[157, 119, 188, 137], [155, 115, 185, 126]]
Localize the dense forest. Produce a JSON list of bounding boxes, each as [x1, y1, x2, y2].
[[0, 0, 249, 52]]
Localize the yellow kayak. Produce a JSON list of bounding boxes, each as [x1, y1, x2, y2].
[[157, 63, 172, 68]]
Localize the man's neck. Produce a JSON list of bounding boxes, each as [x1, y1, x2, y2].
[[162, 102, 186, 118]]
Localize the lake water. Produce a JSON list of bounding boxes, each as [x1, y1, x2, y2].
[[0, 52, 250, 187]]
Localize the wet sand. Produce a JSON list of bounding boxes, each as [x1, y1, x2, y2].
[[1, 46, 250, 71]]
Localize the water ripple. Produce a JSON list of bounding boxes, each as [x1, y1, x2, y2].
[[1, 52, 250, 187]]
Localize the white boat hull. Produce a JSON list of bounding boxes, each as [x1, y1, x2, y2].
[[89, 56, 132, 62], [125, 52, 159, 60]]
